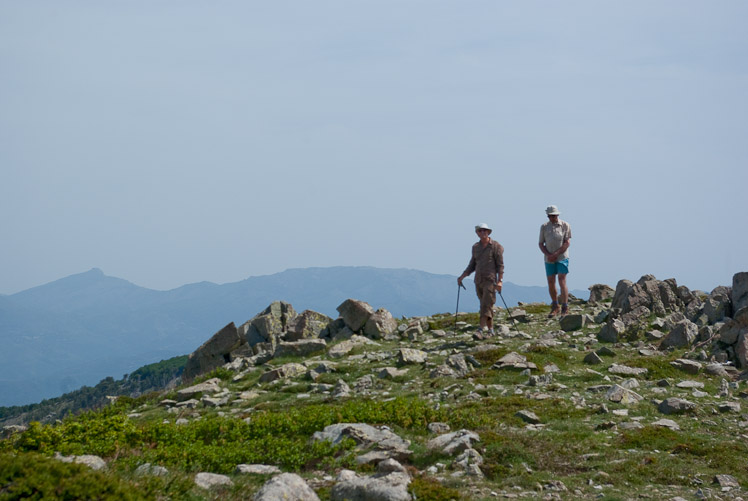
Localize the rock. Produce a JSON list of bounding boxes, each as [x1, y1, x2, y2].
[[364, 309, 398, 339], [183, 323, 242, 382], [670, 359, 702, 374], [491, 352, 537, 371], [426, 429, 480, 455], [195, 472, 234, 489], [259, 363, 307, 383], [313, 423, 411, 459], [337, 299, 375, 332], [396, 348, 428, 365], [515, 410, 541, 424], [331, 467, 411, 501], [329, 335, 379, 359], [718, 402, 741, 413], [274, 339, 327, 358], [705, 363, 730, 377], [177, 378, 222, 401], [236, 464, 283, 475], [658, 397, 696, 415], [559, 314, 585, 332], [135, 463, 169, 477], [253, 473, 320, 501], [54, 453, 107, 471], [736, 331, 748, 368], [733, 272, 748, 313], [583, 352, 603, 365], [242, 301, 297, 348], [285, 310, 333, 341], [588, 284, 615, 304], [598, 318, 625, 343], [333, 379, 351, 398], [378, 367, 408, 379], [660, 320, 698, 350], [608, 364, 648, 377], [606, 385, 643, 404], [427, 422, 450, 434], [652, 418, 680, 431]]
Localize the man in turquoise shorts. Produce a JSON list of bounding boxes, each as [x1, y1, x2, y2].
[[538, 205, 572, 317]]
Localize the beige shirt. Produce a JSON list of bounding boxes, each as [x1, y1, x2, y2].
[[539, 220, 572, 263], [462, 239, 504, 284]]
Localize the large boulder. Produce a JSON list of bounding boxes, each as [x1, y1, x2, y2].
[[659, 320, 698, 350], [611, 276, 685, 322], [588, 284, 615, 304], [285, 310, 333, 342], [733, 272, 748, 313], [364, 309, 398, 339], [253, 473, 320, 501], [597, 318, 625, 343], [183, 323, 242, 382], [241, 301, 297, 349], [274, 339, 327, 359], [337, 299, 375, 332]]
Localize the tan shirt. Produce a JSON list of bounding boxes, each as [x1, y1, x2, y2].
[[539, 220, 572, 263], [463, 240, 504, 284]]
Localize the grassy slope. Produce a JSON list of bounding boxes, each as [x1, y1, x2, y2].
[[1, 299, 746, 500]]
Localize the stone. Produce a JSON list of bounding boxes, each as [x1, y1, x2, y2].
[[606, 384, 643, 404], [714, 474, 740, 490], [652, 418, 680, 431], [559, 314, 585, 332], [285, 310, 332, 341], [598, 318, 625, 343], [253, 473, 320, 501], [583, 352, 603, 365], [183, 323, 242, 382], [427, 422, 450, 434], [258, 363, 307, 383], [337, 299, 375, 332], [236, 464, 283, 475], [515, 410, 541, 424], [135, 463, 169, 476], [243, 301, 297, 348], [363, 309, 398, 339], [331, 468, 410, 501], [658, 397, 696, 415], [54, 453, 107, 471], [608, 364, 648, 377], [177, 378, 222, 401], [195, 472, 234, 489], [718, 402, 741, 413], [660, 320, 698, 350], [396, 348, 428, 365], [427, 429, 480, 455], [491, 351, 537, 371], [733, 272, 748, 313], [313, 423, 411, 459], [670, 359, 702, 374], [588, 284, 614, 304], [274, 339, 327, 358], [378, 367, 408, 379]]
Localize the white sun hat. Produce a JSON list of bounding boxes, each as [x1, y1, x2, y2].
[[475, 223, 492, 234], [545, 205, 561, 216]]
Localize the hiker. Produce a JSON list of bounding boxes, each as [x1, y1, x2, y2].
[[457, 223, 504, 337], [538, 205, 572, 317]]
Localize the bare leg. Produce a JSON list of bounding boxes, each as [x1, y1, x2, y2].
[[546, 274, 558, 303], [558, 274, 569, 305]]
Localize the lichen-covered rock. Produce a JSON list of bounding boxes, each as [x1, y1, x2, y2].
[[659, 320, 698, 350], [183, 323, 242, 382], [337, 299, 375, 332], [253, 473, 319, 501], [285, 310, 333, 341], [363, 308, 398, 339]]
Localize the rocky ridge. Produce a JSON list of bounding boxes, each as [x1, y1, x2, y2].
[[4, 272, 748, 500]]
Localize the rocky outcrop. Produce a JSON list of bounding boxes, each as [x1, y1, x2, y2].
[[253, 473, 320, 501], [183, 323, 242, 382]]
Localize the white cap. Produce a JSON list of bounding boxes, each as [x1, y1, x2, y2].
[[475, 223, 492, 234], [545, 205, 560, 216]]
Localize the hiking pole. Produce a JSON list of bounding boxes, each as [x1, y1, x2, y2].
[[454, 282, 466, 335], [499, 291, 521, 336]]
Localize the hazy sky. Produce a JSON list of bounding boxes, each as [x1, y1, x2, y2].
[[2, 1, 747, 296]]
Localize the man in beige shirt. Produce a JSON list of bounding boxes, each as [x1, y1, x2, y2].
[[538, 205, 572, 317], [458, 223, 504, 336]]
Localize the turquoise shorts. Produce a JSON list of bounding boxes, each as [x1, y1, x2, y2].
[[545, 259, 569, 276]]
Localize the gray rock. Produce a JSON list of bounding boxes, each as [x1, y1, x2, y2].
[[658, 397, 696, 415], [253, 473, 320, 501], [588, 284, 615, 304], [135, 463, 169, 477], [606, 384, 643, 404], [598, 318, 625, 343], [427, 422, 450, 434], [285, 310, 333, 341], [337, 299, 375, 332], [718, 401, 741, 413], [559, 314, 585, 332], [714, 474, 740, 490], [177, 378, 222, 401], [608, 364, 648, 377], [364, 309, 398, 339], [183, 323, 242, 382], [652, 418, 680, 430], [733, 272, 748, 313], [670, 359, 702, 374], [195, 472, 233, 489], [491, 352, 537, 371], [516, 410, 541, 424], [313, 423, 411, 459], [396, 348, 428, 365], [378, 367, 408, 379], [331, 468, 411, 501], [55, 453, 107, 471], [259, 363, 307, 383], [426, 429, 480, 455], [243, 301, 297, 348], [583, 352, 603, 365], [660, 320, 698, 350], [274, 339, 327, 358], [236, 464, 283, 475]]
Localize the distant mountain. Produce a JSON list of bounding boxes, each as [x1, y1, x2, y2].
[[0, 267, 588, 406]]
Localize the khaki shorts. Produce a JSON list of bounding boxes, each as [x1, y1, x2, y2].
[[475, 279, 496, 319]]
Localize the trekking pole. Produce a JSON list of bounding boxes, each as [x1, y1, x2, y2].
[[499, 291, 521, 336], [454, 282, 466, 335]]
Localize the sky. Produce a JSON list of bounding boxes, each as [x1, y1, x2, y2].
[[2, 1, 747, 296]]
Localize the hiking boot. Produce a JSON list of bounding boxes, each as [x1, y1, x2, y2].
[[548, 303, 560, 318], [473, 329, 485, 340], [561, 304, 569, 316]]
